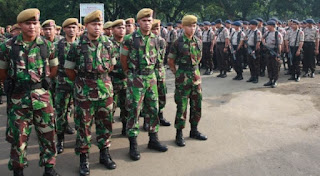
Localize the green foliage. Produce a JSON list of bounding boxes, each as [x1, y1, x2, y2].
[[0, 0, 319, 26]]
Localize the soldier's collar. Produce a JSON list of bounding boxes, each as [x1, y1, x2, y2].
[[136, 29, 155, 38], [15, 34, 45, 46]]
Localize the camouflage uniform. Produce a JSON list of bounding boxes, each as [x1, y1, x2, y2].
[[120, 29, 160, 137], [0, 34, 58, 170], [110, 37, 128, 124], [64, 34, 116, 155], [54, 38, 77, 135], [168, 34, 203, 129], [143, 36, 167, 125]]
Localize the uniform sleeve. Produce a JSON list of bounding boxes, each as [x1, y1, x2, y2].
[[257, 31, 262, 42], [278, 33, 283, 45], [284, 31, 289, 41], [109, 42, 117, 66], [48, 41, 59, 67], [64, 43, 77, 69], [0, 42, 9, 69], [316, 29, 319, 39], [240, 32, 245, 41], [168, 39, 178, 60], [299, 31, 304, 42], [120, 35, 131, 56], [224, 29, 230, 39]]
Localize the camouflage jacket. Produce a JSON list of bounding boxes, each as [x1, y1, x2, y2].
[[54, 38, 78, 90], [64, 34, 116, 101], [0, 34, 58, 109], [120, 29, 160, 75], [168, 33, 202, 85], [155, 36, 166, 81], [110, 37, 127, 90]]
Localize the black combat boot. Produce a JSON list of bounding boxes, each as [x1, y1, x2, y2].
[[129, 137, 140, 161], [288, 74, 295, 80], [252, 76, 259, 84], [65, 124, 75, 135], [79, 153, 90, 176], [13, 168, 24, 176], [246, 76, 254, 82], [175, 129, 185, 147], [216, 70, 223, 77], [121, 122, 126, 136], [56, 134, 64, 154], [237, 73, 243, 80], [147, 133, 168, 152], [232, 73, 239, 80], [190, 126, 208, 140], [271, 79, 278, 88], [260, 70, 265, 77], [220, 71, 227, 78], [143, 118, 149, 131], [99, 148, 116, 169], [263, 79, 273, 86], [159, 112, 171, 126], [43, 167, 60, 176]]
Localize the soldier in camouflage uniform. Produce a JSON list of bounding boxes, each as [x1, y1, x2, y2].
[[64, 10, 117, 175], [262, 21, 283, 88], [120, 8, 168, 161], [168, 15, 208, 147], [125, 18, 136, 35], [55, 18, 79, 154], [0, 8, 60, 176], [142, 19, 171, 129], [109, 19, 128, 136]]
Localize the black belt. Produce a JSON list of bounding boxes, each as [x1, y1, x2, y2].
[[130, 69, 154, 75], [13, 82, 43, 93], [178, 65, 199, 71], [110, 72, 126, 79], [77, 72, 107, 79], [304, 41, 315, 43]]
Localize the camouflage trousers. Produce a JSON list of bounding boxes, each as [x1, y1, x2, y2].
[[266, 52, 281, 80], [55, 89, 73, 135], [174, 70, 202, 129], [126, 73, 159, 137], [74, 98, 113, 154], [143, 79, 167, 125], [113, 87, 128, 123], [6, 94, 56, 170]]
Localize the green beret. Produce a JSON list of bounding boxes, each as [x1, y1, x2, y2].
[[125, 18, 135, 24], [152, 19, 161, 29], [62, 18, 78, 28], [111, 19, 125, 28], [42, 19, 56, 28], [182, 15, 197, 26], [17, 8, 40, 23], [103, 21, 113, 29], [84, 10, 103, 24], [136, 8, 153, 20]]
